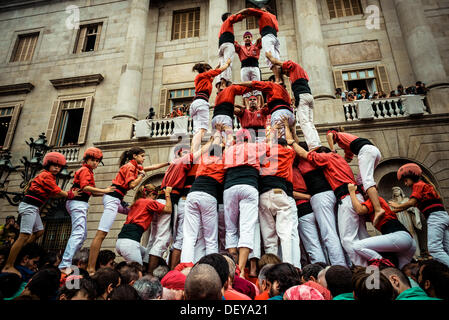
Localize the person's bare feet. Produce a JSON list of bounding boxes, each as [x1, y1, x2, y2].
[[60, 267, 73, 275]]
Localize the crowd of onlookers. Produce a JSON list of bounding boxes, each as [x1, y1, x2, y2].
[[162, 105, 190, 119], [1, 236, 448, 301], [336, 82, 428, 102]]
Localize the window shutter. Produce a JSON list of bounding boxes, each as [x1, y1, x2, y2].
[[77, 96, 93, 145], [375, 65, 391, 94], [159, 88, 169, 117], [46, 100, 63, 146], [2, 103, 22, 150], [333, 70, 345, 91], [94, 23, 102, 51], [74, 26, 87, 53]]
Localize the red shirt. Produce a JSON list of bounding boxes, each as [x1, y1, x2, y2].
[[224, 287, 252, 301], [293, 166, 308, 205], [161, 153, 193, 193], [246, 8, 279, 33], [298, 157, 318, 175], [27, 170, 62, 202], [328, 130, 359, 162], [410, 180, 444, 214], [362, 197, 398, 231], [282, 60, 309, 83], [196, 154, 225, 184], [234, 41, 262, 61], [307, 151, 356, 191], [219, 14, 244, 37], [255, 290, 270, 300], [214, 85, 253, 107], [194, 68, 223, 97], [237, 107, 269, 129], [124, 198, 166, 231], [260, 144, 296, 182], [224, 142, 266, 171], [112, 160, 143, 193], [251, 81, 292, 112], [72, 164, 95, 197]]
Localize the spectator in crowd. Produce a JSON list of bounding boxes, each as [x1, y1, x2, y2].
[[0, 216, 19, 246], [222, 254, 251, 300], [359, 90, 368, 100], [347, 91, 355, 102], [161, 270, 186, 300], [255, 263, 274, 300], [15, 266, 61, 300], [396, 84, 405, 96], [40, 251, 62, 269], [0, 272, 22, 300], [352, 267, 394, 301], [185, 263, 223, 300], [265, 263, 301, 300], [379, 91, 387, 98], [371, 91, 379, 100], [197, 253, 230, 295], [152, 264, 170, 281], [107, 284, 141, 300], [416, 81, 428, 95], [57, 277, 97, 300], [381, 267, 440, 300], [418, 260, 449, 300], [14, 243, 44, 282], [352, 88, 360, 100], [335, 88, 342, 99], [324, 265, 354, 300], [402, 262, 421, 286], [301, 263, 324, 283], [406, 86, 417, 95], [283, 284, 324, 300], [72, 248, 89, 271], [115, 261, 143, 285], [95, 250, 116, 271], [0, 246, 9, 271], [91, 267, 121, 300], [389, 90, 397, 98], [133, 275, 163, 300]]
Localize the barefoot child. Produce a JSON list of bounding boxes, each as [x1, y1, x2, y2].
[[58, 148, 115, 275], [2, 152, 73, 276]]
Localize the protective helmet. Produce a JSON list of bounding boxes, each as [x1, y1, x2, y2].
[[397, 163, 422, 181], [236, 128, 253, 143], [43, 152, 67, 167], [84, 147, 103, 161]]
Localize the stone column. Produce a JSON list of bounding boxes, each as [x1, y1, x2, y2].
[[207, 0, 229, 65], [394, 0, 449, 114], [101, 0, 150, 141], [293, 0, 345, 124]]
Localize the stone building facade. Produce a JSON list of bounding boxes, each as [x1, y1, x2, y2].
[[0, 0, 448, 253]]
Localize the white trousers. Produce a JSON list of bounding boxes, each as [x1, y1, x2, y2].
[[241, 67, 262, 97], [310, 191, 348, 266], [98, 194, 128, 233], [296, 93, 321, 150], [18, 202, 43, 234], [262, 34, 280, 69], [289, 196, 302, 269], [298, 211, 327, 264], [352, 231, 416, 268], [218, 42, 235, 82], [190, 99, 210, 133], [146, 199, 172, 258], [357, 144, 382, 191], [270, 109, 295, 139], [116, 238, 147, 265], [427, 211, 449, 267], [224, 185, 259, 251], [259, 189, 293, 264], [181, 191, 218, 263], [337, 194, 370, 267], [173, 198, 185, 250], [59, 200, 89, 269]]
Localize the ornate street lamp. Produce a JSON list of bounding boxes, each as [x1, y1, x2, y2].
[[20, 132, 51, 188], [0, 151, 22, 206]]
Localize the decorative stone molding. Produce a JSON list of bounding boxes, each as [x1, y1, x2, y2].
[[0, 83, 34, 96], [49, 74, 104, 89]]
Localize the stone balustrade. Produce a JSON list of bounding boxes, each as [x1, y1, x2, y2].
[[51, 146, 80, 163], [343, 95, 429, 122]]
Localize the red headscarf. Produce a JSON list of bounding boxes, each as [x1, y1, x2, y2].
[[284, 285, 325, 300], [161, 270, 186, 291]]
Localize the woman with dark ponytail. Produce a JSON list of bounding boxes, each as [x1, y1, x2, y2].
[[87, 147, 169, 275]]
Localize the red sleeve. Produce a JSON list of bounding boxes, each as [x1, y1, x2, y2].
[[146, 199, 166, 214], [233, 85, 253, 96], [251, 81, 272, 92], [361, 199, 374, 214], [200, 68, 222, 80], [230, 13, 245, 23], [234, 41, 241, 52], [78, 168, 94, 189], [256, 38, 262, 49], [122, 164, 138, 188], [410, 183, 424, 202], [282, 61, 294, 73], [307, 151, 330, 168], [260, 105, 270, 115], [40, 172, 63, 196], [246, 8, 263, 17]]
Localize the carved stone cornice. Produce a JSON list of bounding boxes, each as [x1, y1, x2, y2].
[[49, 74, 104, 89], [0, 83, 34, 96]]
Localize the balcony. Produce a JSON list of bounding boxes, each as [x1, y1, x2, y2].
[[50, 145, 80, 163], [343, 95, 429, 122]]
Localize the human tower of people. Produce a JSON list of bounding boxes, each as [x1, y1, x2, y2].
[[2, 5, 449, 281]]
